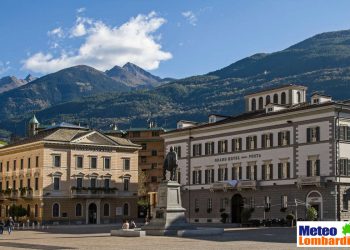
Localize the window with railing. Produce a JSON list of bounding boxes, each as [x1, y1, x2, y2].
[[205, 142, 215, 155], [193, 144, 202, 156], [307, 127, 320, 143], [232, 138, 242, 152], [261, 133, 273, 148], [307, 159, 320, 176], [205, 169, 214, 184], [261, 164, 273, 180], [278, 131, 291, 146], [278, 162, 291, 179], [246, 136, 257, 150], [192, 169, 202, 184]]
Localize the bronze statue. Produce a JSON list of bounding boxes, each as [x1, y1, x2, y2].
[[163, 146, 178, 181]]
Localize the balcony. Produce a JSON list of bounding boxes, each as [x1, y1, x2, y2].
[[297, 176, 321, 188], [237, 180, 257, 190], [2, 190, 19, 200], [19, 189, 34, 199], [71, 187, 119, 198]]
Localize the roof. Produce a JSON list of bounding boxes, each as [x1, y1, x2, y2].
[[311, 92, 332, 98], [126, 127, 166, 132], [43, 122, 88, 131], [29, 115, 39, 124], [244, 84, 307, 98], [164, 101, 345, 135], [177, 120, 199, 124], [208, 114, 231, 118], [1, 128, 140, 150]]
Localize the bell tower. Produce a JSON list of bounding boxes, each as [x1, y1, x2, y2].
[[28, 114, 40, 137]]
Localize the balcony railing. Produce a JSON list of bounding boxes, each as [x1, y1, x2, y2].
[[237, 180, 257, 190], [297, 176, 321, 187], [71, 188, 119, 198]]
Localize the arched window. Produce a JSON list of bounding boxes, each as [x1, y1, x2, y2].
[[123, 203, 129, 216], [297, 91, 301, 103], [103, 203, 110, 216], [281, 92, 286, 105], [27, 204, 31, 217], [251, 98, 256, 111], [53, 203, 59, 217], [273, 94, 278, 104], [76, 203, 82, 217], [34, 204, 38, 218], [266, 95, 271, 105], [258, 97, 264, 110]]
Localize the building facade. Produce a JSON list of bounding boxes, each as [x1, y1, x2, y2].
[[0, 126, 140, 224], [162, 85, 350, 223]]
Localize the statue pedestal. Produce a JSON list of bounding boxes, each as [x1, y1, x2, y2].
[[142, 181, 195, 236]]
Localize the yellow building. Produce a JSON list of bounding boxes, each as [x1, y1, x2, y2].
[[0, 125, 140, 224]]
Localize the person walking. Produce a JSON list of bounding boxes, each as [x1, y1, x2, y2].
[[0, 220, 4, 234], [5, 217, 14, 234]]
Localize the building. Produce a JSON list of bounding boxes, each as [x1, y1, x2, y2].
[[123, 123, 166, 216], [0, 124, 140, 224], [162, 84, 350, 223]]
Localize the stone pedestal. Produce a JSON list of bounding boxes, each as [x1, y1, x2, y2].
[[142, 181, 195, 236]]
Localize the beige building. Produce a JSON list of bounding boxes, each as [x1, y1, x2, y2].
[[0, 124, 140, 224]]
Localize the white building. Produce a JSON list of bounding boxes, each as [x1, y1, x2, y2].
[[162, 84, 350, 223]]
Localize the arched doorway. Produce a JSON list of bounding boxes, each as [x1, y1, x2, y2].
[[231, 194, 244, 223], [88, 203, 97, 224], [306, 191, 323, 220]]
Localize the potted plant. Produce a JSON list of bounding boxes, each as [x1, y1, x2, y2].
[[286, 213, 295, 227], [221, 212, 229, 223]]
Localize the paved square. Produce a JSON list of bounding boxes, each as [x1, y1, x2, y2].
[[0, 226, 297, 250]]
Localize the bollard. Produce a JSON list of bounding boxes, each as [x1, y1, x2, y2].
[[22, 223, 25, 230], [37, 222, 40, 229], [32, 223, 35, 229]]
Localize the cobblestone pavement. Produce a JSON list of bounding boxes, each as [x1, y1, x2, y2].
[[0, 226, 297, 250]]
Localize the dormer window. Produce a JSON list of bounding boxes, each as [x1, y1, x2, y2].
[[313, 98, 319, 104]]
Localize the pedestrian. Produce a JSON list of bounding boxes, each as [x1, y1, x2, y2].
[[0, 220, 4, 234], [130, 220, 137, 229], [144, 217, 150, 225], [122, 219, 129, 230]]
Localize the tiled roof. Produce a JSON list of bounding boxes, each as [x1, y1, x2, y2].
[[106, 135, 140, 147]]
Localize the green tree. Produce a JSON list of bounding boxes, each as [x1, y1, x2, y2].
[[306, 207, 318, 221]]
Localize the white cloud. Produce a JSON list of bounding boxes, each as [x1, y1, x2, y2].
[[23, 12, 172, 74], [182, 11, 197, 26], [0, 61, 10, 75], [77, 7, 86, 13], [48, 27, 64, 38]]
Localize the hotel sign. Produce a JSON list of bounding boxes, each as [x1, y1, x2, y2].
[[214, 153, 261, 163]]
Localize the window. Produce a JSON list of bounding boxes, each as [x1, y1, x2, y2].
[[53, 155, 60, 167], [273, 93, 278, 104], [90, 178, 96, 188], [140, 156, 147, 164], [151, 163, 157, 169], [205, 142, 215, 155], [192, 170, 202, 184], [13, 180, 16, 190], [35, 204, 38, 218], [205, 169, 215, 184], [207, 198, 212, 213], [90, 157, 97, 169], [265, 196, 271, 210], [248, 197, 255, 209], [27, 178, 31, 189], [278, 131, 291, 146], [6, 161, 9, 171], [307, 159, 320, 176], [218, 140, 228, 153], [53, 203, 60, 217], [258, 97, 264, 110], [103, 203, 110, 216], [141, 143, 147, 150], [261, 133, 273, 148], [76, 156, 83, 168], [177, 171, 181, 183], [297, 91, 301, 103], [246, 136, 257, 150], [132, 131, 140, 137], [232, 138, 242, 152], [281, 195, 288, 209], [28, 158, 31, 169], [193, 144, 202, 156], [307, 127, 320, 143], [123, 158, 130, 171], [261, 164, 273, 180], [35, 178, 39, 190], [217, 167, 228, 181], [123, 178, 130, 191], [266, 95, 271, 105], [278, 162, 291, 179], [6, 181, 9, 190], [27, 204, 30, 217], [232, 166, 242, 180], [123, 203, 129, 216], [76, 204, 82, 217], [251, 98, 256, 111], [13, 160, 16, 171], [53, 177, 60, 190], [104, 179, 110, 189], [152, 131, 160, 137], [77, 178, 83, 188], [246, 165, 257, 180], [0, 162, 2, 172], [339, 158, 350, 176], [338, 125, 350, 141], [195, 199, 199, 212], [35, 156, 39, 168], [151, 150, 157, 156], [281, 92, 286, 104], [20, 159, 23, 170], [19, 179, 23, 189], [104, 157, 111, 170], [174, 146, 181, 158]]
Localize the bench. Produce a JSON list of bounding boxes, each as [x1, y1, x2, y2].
[[110, 229, 146, 237]]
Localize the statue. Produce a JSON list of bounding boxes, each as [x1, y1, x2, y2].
[[162, 146, 178, 181]]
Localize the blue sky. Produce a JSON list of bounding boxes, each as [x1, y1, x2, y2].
[[1, 0, 350, 79]]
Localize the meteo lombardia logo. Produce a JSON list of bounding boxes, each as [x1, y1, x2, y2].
[[297, 221, 350, 247]]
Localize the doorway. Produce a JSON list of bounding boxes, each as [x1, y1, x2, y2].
[[231, 194, 244, 223], [88, 203, 97, 224]]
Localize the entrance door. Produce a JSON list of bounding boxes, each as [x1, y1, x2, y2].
[[231, 194, 244, 223], [88, 203, 97, 224]]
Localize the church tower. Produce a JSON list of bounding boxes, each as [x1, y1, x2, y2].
[[28, 114, 40, 137]]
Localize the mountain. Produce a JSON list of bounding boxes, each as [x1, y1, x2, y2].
[[0, 65, 130, 119], [4, 29, 350, 134], [105, 62, 165, 88], [0, 74, 37, 93]]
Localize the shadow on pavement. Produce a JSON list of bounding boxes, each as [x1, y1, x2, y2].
[[0, 242, 76, 249]]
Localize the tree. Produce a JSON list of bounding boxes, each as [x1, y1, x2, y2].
[[138, 170, 148, 197], [306, 206, 318, 221], [9, 205, 27, 220]]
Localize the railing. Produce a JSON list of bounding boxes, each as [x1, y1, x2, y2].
[[71, 188, 119, 198], [237, 180, 257, 190], [297, 176, 321, 187]]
